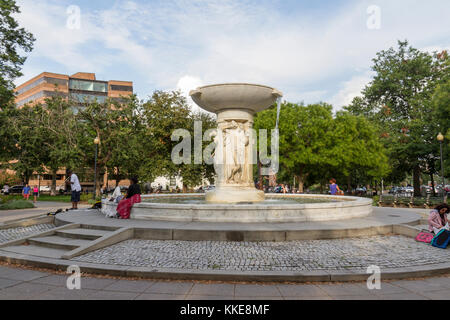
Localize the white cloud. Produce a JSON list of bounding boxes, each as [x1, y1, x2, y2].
[[13, 0, 450, 108], [176, 75, 204, 112], [330, 72, 375, 112]]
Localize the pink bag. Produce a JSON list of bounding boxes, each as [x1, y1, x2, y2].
[[415, 231, 434, 243]]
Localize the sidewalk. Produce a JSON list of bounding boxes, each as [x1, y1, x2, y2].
[[0, 201, 90, 224], [0, 264, 448, 300]]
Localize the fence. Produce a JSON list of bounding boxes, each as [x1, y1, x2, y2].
[[378, 193, 447, 208]]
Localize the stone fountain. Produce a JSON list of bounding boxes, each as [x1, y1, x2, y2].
[[102, 83, 373, 222], [190, 83, 283, 204]]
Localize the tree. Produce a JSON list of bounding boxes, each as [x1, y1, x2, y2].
[[7, 104, 47, 184], [431, 79, 450, 178], [0, 0, 35, 106], [140, 91, 215, 191], [76, 96, 145, 196], [254, 102, 389, 193], [346, 40, 449, 195], [34, 96, 84, 195], [331, 111, 390, 191]]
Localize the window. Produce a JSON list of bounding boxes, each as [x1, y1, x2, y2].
[[110, 85, 133, 92], [16, 91, 68, 106], [16, 77, 68, 95], [70, 92, 107, 104], [69, 79, 107, 93]]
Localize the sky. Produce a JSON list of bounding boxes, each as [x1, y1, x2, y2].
[[13, 0, 450, 112]]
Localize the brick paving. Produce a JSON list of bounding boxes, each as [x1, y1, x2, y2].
[[0, 224, 55, 244], [73, 235, 450, 272]]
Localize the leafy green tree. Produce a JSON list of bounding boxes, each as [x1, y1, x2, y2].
[[255, 102, 389, 193], [34, 96, 84, 195], [255, 102, 335, 192], [346, 40, 449, 195], [140, 91, 215, 191], [7, 104, 46, 184], [331, 111, 390, 191], [431, 78, 450, 178], [76, 96, 146, 196], [0, 0, 35, 106]]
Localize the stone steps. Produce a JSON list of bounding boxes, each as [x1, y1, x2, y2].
[[28, 236, 92, 250], [0, 244, 69, 259], [55, 228, 112, 240], [0, 225, 118, 259]]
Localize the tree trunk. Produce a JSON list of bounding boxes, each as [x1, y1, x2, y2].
[[50, 171, 57, 196], [298, 175, 304, 193], [347, 176, 351, 194], [430, 172, 436, 197], [297, 169, 308, 193], [413, 165, 421, 197]]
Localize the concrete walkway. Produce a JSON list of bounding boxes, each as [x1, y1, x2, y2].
[[0, 263, 448, 300], [0, 201, 90, 224]]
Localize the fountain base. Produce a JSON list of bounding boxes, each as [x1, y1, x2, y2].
[[205, 187, 265, 204]]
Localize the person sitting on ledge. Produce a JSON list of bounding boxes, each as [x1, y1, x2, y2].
[[428, 203, 449, 234], [116, 177, 142, 219]]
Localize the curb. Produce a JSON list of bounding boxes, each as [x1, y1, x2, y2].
[[0, 249, 448, 283]]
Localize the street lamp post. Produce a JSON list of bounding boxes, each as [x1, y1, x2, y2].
[[437, 133, 446, 203], [93, 137, 100, 200]]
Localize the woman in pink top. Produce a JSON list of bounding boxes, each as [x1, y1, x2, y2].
[[428, 203, 449, 234], [32, 186, 39, 203]]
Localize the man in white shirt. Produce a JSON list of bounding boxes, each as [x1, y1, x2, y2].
[[67, 169, 82, 209]]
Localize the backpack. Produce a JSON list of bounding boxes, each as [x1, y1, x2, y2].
[[91, 201, 102, 209], [431, 229, 450, 249]]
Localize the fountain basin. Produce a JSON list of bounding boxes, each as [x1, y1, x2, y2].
[[190, 83, 283, 114], [102, 194, 373, 223]]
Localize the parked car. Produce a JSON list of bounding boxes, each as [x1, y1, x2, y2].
[[388, 187, 399, 194], [39, 186, 51, 192], [1, 185, 10, 194], [404, 186, 414, 194], [4, 185, 24, 195]]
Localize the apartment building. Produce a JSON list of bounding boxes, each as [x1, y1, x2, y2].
[[11, 72, 134, 191], [15, 72, 133, 107]]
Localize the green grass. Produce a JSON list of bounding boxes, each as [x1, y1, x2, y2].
[[0, 194, 95, 203], [0, 200, 35, 210]]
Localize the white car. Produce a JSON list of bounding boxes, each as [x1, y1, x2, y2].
[[39, 186, 51, 192]]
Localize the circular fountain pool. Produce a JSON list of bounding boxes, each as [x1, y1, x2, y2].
[[102, 193, 373, 223]]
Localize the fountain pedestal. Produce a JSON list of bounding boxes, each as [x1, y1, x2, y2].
[[190, 83, 282, 204]]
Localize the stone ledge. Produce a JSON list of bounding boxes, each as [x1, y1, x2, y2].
[[0, 249, 448, 283]]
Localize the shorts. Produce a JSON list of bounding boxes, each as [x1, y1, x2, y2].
[[71, 191, 81, 203], [33, 192, 38, 196]]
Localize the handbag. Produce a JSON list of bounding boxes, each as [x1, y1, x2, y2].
[[415, 231, 434, 243]]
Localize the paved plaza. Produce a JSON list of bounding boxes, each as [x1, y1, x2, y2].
[[73, 236, 450, 272], [0, 205, 448, 300], [0, 263, 448, 300]]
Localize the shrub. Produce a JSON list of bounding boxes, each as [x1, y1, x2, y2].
[[0, 200, 35, 210]]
